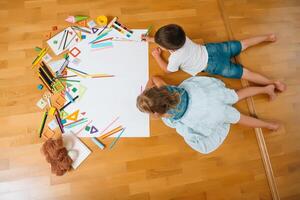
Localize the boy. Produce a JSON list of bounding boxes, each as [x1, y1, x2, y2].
[[142, 24, 286, 92]]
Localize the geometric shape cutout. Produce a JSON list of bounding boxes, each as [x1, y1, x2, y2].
[[66, 110, 79, 121], [87, 20, 97, 28], [92, 27, 99, 34], [85, 126, 91, 131], [69, 47, 81, 58], [72, 87, 78, 93], [90, 125, 98, 134]]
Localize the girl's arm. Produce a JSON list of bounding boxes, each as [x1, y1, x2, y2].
[[145, 76, 167, 89]]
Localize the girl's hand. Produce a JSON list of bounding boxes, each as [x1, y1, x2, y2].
[[141, 35, 154, 42], [151, 47, 162, 57]]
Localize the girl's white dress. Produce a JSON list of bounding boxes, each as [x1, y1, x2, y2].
[[162, 77, 240, 154]]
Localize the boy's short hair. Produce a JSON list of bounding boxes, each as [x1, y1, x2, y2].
[[154, 24, 186, 50]]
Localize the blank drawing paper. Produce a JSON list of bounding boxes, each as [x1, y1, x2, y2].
[[64, 29, 149, 137]]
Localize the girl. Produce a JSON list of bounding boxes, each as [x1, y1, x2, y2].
[[136, 76, 280, 154]]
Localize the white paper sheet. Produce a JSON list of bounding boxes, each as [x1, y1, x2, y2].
[[63, 29, 149, 137]]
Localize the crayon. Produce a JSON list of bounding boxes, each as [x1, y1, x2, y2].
[[39, 111, 48, 137]]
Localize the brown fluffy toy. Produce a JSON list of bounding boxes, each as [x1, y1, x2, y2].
[[41, 138, 73, 176]]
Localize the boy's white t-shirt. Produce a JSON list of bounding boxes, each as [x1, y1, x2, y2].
[[167, 37, 208, 76]]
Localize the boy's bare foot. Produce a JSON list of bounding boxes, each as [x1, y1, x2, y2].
[[267, 122, 280, 131], [274, 80, 287, 92], [265, 84, 276, 101], [266, 33, 277, 42]]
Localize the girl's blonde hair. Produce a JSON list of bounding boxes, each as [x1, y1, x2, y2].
[[136, 86, 180, 114]]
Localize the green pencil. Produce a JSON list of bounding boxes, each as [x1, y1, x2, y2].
[[39, 111, 48, 138], [58, 79, 80, 83], [145, 25, 153, 36]]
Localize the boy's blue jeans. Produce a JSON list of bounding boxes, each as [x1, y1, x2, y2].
[[204, 41, 243, 79]]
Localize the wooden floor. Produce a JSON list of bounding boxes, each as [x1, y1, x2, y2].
[[0, 0, 299, 199]]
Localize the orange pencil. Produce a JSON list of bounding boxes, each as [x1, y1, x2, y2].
[[100, 125, 123, 139]]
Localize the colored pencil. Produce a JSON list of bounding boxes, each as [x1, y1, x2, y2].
[[97, 26, 107, 36], [90, 75, 114, 78], [58, 79, 80, 83], [58, 30, 66, 50], [100, 125, 123, 140], [145, 25, 153, 36], [38, 67, 53, 86], [65, 34, 76, 49], [41, 62, 55, 80], [66, 68, 88, 78], [57, 75, 77, 78], [39, 111, 48, 137], [91, 29, 112, 43], [32, 47, 47, 64], [55, 112, 64, 133], [109, 128, 125, 149], [72, 26, 91, 34], [66, 66, 88, 75], [63, 30, 69, 50], [75, 120, 93, 135], [32, 48, 48, 68], [92, 37, 113, 44], [38, 76, 52, 93], [100, 116, 120, 134], [60, 95, 79, 111], [63, 118, 87, 127], [64, 119, 88, 129]]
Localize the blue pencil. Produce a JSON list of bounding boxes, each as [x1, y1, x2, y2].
[[109, 128, 126, 149]]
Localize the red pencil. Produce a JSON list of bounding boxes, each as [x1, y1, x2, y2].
[[93, 37, 113, 44]]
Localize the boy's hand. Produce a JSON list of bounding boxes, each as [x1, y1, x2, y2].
[[141, 35, 154, 42], [151, 47, 162, 57]]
